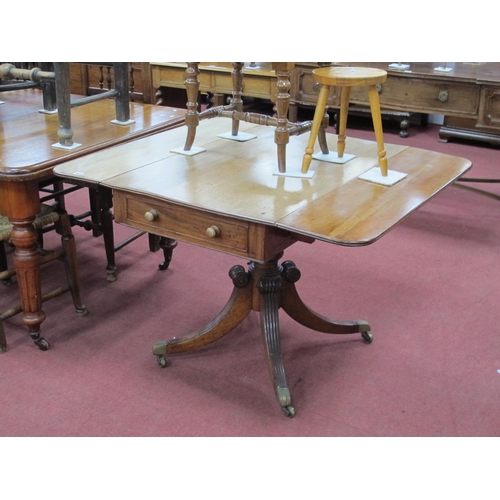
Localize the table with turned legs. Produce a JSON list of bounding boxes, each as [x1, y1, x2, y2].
[[0, 90, 185, 349]]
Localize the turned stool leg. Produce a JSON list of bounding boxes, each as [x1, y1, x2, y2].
[[302, 85, 330, 173], [337, 86, 351, 159], [368, 85, 388, 176]]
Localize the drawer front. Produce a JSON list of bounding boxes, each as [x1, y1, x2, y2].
[[156, 66, 275, 99], [157, 66, 212, 90], [349, 77, 480, 116], [211, 73, 276, 99], [115, 192, 250, 254]]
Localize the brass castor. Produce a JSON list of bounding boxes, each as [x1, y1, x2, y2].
[[361, 331, 373, 344], [157, 354, 167, 368], [34, 337, 50, 351]]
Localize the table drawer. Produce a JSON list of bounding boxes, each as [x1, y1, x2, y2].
[[349, 77, 480, 116], [115, 192, 250, 254]]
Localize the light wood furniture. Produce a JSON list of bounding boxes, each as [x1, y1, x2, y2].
[[302, 66, 388, 175], [150, 62, 277, 107], [290, 62, 500, 142], [153, 62, 500, 144], [178, 62, 304, 174], [54, 119, 471, 417], [0, 90, 185, 349]]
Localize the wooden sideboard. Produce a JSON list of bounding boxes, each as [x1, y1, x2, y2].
[[150, 62, 500, 144], [291, 62, 500, 144], [150, 62, 276, 108]]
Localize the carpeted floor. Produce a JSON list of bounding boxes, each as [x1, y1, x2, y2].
[[1, 112, 500, 438]]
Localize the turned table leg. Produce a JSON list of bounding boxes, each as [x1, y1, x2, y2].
[[0, 180, 49, 350]]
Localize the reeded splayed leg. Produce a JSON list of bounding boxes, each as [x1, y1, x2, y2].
[[152, 265, 253, 366], [252, 259, 294, 417], [280, 260, 371, 339]]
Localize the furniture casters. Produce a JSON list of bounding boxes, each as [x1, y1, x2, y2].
[[302, 66, 388, 175], [31, 331, 50, 351], [153, 341, 169, 368]]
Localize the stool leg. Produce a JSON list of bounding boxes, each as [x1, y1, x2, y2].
[[302, 85, 330, 173], [337, 86, 350, 158], [368, 85, 388, 176]]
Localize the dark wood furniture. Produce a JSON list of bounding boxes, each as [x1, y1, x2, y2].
[[0, 89, 185, 349], [0, 204, 87, 352], [55, 119, 471, 417], [69, 63, 154, 104]]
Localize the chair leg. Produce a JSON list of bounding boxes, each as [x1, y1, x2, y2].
[[55, 210, 88, 317], [337, 86, 351, 158], [368, 85, 388, 176], [302, 84, 330, 173], [0, 319, 7, 353], [0, 242, 12, 285]]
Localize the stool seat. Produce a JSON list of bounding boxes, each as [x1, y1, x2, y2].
[[312, 66, 387, 87]]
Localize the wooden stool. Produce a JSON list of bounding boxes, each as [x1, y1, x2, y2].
[[302, 66, 388, 175]]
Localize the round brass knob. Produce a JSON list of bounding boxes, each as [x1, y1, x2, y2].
[[438, 90, 449, 102], [206, 225, 220, 238], [144, 209, 158, 222]]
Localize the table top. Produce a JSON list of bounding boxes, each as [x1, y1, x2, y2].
[[0, 89, 185, 181], [329, 62, 500, 84], [55, 119, 472, 246]]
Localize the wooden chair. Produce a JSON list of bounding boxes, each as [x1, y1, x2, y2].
[[302, 66, 388, 175], [0, 204, 87, 352], [1, 62, 177, 281]]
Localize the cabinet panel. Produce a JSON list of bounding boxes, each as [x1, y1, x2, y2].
[[477, 87, 500, 130], [349, 77, 480, 116]]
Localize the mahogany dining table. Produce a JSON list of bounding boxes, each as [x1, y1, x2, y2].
[[0, 89, 185, 349]]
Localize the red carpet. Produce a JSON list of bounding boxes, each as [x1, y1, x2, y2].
[[1, 119, 500, 439]]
